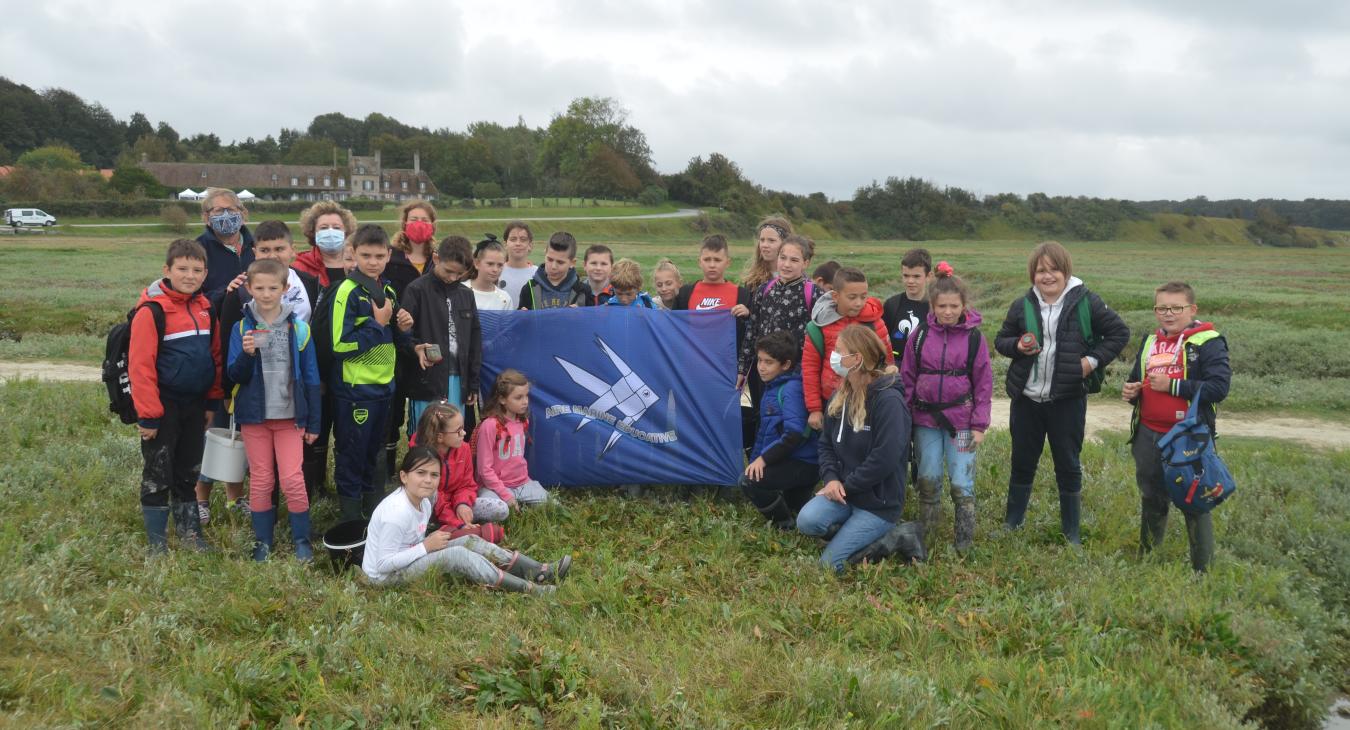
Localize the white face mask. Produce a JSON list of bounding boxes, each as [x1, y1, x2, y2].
[[829, 350, 853, 377]]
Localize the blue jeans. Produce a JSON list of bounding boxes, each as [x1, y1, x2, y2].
[[796, 495, 896, 572], [914, 426, 976, 499], [407, 375, 463, 438]]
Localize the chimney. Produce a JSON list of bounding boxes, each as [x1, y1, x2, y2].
[[414, 150, 420, 175], [332, 146, 337, 171], [374, 150, 381, 170]]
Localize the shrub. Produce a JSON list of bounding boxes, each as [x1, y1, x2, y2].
[[637, 185, 668, 207], [160, 204, 189, 234]]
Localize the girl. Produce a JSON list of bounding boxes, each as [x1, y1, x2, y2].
[[994, 241, 1129, 544], [498, 221, 537, 309], [738, 235, 818, 435], [900, 263, 993, 554], [226, 259, 322, 562], [466, 237, 513, 311], [796, 325, 911, 571], [473, 369, 550, 513], [362, 447, 570, 594], [737, 215, 793, 295], [411, 403, 509, 527], [652, 259, 682, 310]]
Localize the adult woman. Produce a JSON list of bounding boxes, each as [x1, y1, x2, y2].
[[796, 325, 910, 571], [293, 201, 358, 288], [381, 200, 438, 482], [993, 241, 1129, 544]]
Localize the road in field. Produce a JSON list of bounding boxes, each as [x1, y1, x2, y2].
[[3, 359, 1346, 449], [51, 208, 702, 229]]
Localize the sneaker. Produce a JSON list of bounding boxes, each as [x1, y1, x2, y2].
[[229, 499, 250, 517], [197, 500, 211, 526]]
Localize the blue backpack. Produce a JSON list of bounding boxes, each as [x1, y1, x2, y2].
[[1157, 391, 1235, 514]]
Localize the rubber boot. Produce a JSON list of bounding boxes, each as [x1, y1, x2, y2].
[[953, 497, 976, 555], [757, 495, 797, 531], [303, 444, 328, 500], [848, 521, 927, 565], [1058, 490, 1082, 546], [172, 501, 213, 552], [384, 443, 399, 487], [338, 496, 364, 523], [493, 568, 556, 596], [1003, 483, 1032, 530], [917, 477, 943, 549], [288, 510, 314, 562], [142, 506, 170, 556], [250, 509, 276, 562], [1139, 500, 1169, 556], [506, 552, 572, 584], [361, 490, 384, 520], [1184, 512, 1214, 573]]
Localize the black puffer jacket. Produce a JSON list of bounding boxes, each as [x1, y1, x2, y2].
[[994, 281, 1129, 401], [399, 271, 482, 403]]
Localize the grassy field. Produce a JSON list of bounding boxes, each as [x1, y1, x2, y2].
[[0, 379, 1345, 727]]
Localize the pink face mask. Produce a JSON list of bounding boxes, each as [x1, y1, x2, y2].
[[404, 220, 435, 244]]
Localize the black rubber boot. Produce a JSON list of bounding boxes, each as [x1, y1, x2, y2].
[[1185, 512, 1214, 573], [1004, 483, 1032, 530], [338, 496, 364, 523], [917, 477, 943, 549], [848, 521, 927, 566], [494, 569, 556, 596], [361, 490, 385, 520], [384, 443, 398, 486], [1139, 500, 1169, 555], [303, 444, 328, 500], [758, 495, 797, 531], [1058, 490, 1082, 546], [172, 501, 213, 552], [142, 506, 169, 556], [953, 497, 976, 555], [506, 552, 572, 584]]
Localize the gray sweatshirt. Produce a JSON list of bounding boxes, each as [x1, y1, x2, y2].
[[246, 300, 296, 420]]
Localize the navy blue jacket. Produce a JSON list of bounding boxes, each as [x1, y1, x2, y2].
[[817, 373, 910, 522], [226, 307, 322, 433], [752, 372, 819, 464], [197, 225, 256, 311]]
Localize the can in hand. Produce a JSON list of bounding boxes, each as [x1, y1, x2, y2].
[[1019, 332, 1040, 354]]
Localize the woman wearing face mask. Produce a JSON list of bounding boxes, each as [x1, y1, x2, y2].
[[293, 201, 359, 288], [195, 188, 255, 310], [380, 200, 438, 485]]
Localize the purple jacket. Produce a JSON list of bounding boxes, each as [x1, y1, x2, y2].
[[900, 309, 994, 432]]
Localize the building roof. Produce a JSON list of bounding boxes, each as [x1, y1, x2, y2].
[[142, 162, 344, 190]]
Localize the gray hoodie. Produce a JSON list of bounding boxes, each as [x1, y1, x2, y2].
[[246, 300, 296, 420]]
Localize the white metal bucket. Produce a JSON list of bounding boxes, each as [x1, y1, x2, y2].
[[201, 420, 246, 483]]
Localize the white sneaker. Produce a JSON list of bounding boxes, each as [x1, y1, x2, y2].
[[197, 500, 211, 525]]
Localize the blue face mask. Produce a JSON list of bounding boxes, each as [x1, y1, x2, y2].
[[208, 210, 243, 237], [314, 228, 346, 252]]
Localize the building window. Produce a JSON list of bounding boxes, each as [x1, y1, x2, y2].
[[357, 166, 366, 174], [307, 177, 314, 187], [271, 173, 278, 183], [290, 177, 298, 186], [338, 178, 345, 188], [419, 182, 426, 192], [323, 177, 331, 187], [383, 181, 390, 190], [200, 171, 207, 179], [401, 181, 408, 191], [363, 180, 373, 191]]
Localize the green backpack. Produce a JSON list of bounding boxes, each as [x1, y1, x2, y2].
[[1022, 294, 1107, 394]]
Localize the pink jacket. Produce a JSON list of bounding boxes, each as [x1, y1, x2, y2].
[[473, 415, 530, 499]]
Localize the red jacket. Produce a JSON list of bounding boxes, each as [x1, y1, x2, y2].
[[410, 435, 479, 529], [129, 279, 224, 429], [802, 296, 892, 414], [293, 247, 333, 287]]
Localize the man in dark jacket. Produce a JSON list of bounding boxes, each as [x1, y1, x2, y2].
[[400, 236, 483, 434]]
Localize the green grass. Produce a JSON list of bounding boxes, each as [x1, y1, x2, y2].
[[0, 380, 1345, 726]]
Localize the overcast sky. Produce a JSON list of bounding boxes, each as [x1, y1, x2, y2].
[[5, 0, 1349, 200]]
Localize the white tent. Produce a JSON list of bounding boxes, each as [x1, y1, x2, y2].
[[177, 188, 202, 200], [237, 189, 256, 200]]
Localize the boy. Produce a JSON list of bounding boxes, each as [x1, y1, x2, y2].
[[402, 235, 482, 426], [329, 224, 415, 522], [1123, 281, 1230, 572], [811, 260, 841, 296], [130, 238, 224, 553], [740, 331, 818, 529], [802, 267, 893, 430], [673, 235, 752, 315], [498, 221, 536, 309], [581, 244, 614, 306], [520, 232, 589, 309], [605, 258, 657, 308], [882, 248, 934, 362]]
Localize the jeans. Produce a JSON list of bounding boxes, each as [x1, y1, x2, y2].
[[913, 426, 976, 499], [1008, 395, 1086, 494], [796, 495, 896, 572], [408, 375, 463, 438]]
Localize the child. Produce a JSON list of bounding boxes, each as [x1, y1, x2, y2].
[[226, 259, 322, 561], [401, 236, 482, 429], [605, 258, 658, 308], [466, 237, 513, 311], [498, 221, 536, 309], [741, 331, 819, 529], [811, 260, 841, 296], [900, 263, 993, 554], [796, 325, 911, 571], [581, 244, 615, 306], [994, 241, 1129, 544], [739, 216, 793, 293], [1123, 281, 1230, 572], [472, 369, 550, 514], [329, 224, 416, 522], [882, 248, 934, 363], [802, 266, 893, 431], [739, 234, 817, 397], [130, 238, 224, 553], [674, 235, 751, 315], [410, 403, 509, 527], [651, 259, 682, 310], [362, 447, 570, 594], [304, 243, 356, 500], [520, 232, 589, 309]]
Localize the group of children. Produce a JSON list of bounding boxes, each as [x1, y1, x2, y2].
[[127, 193, 1232, 591]]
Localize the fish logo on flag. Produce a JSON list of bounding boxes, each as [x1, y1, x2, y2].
[[550, 337, 671, 458]]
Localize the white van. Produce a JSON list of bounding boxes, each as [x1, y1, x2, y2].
[[4, 208, 57, 227]]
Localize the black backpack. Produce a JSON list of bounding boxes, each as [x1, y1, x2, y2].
[[102, 303, 165, 425]]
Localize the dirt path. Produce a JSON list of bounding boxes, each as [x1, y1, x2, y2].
[[3, 359, 1347, 449]]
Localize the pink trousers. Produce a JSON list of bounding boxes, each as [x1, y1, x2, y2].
[[241, 420, 309, 513]]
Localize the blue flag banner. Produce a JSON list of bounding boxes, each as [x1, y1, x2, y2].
[[478, 308, 742, 486]]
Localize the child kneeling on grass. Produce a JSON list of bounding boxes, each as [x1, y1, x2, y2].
[[410, 402, 510, 527], [472, 369, 551, 514], [362, 447, 570, 593], [740, 331, 819, 529], [796, 325, 912, 572], [227, 259, 322, 561], [1123, 281, 1230, 573]]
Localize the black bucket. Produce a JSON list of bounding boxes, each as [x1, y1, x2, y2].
[[322, 519, 368, 573]]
